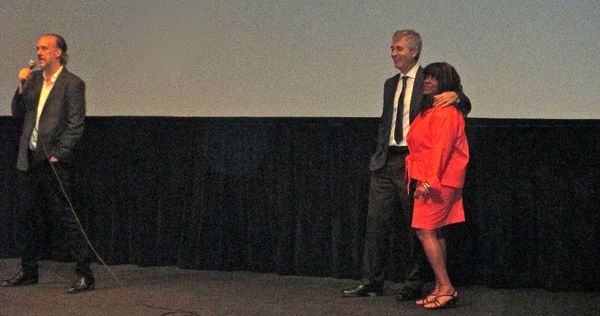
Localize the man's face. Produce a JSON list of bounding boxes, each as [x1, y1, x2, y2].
[[390, 37, 417, 73], [36, 35, 62, 70], [423, 75, 439, 96]]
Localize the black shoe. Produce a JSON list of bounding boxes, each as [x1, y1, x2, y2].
[[1, 271, 38, 287], [67, 276, 95, 294], [395, 286, 421, 302], [342, 283, 383, 297]]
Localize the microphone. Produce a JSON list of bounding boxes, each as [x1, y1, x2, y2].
[[20, 60, 37, 84]]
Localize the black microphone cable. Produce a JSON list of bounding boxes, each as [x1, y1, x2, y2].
[[21, 62, 197, 314], [31, 127, 201, 316]]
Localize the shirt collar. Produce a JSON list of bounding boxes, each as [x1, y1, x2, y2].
[[43, 66, 64, 84], [401, 63, 419, 79]]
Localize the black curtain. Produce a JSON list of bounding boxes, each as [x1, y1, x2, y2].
[[1, 116, 598, 291]]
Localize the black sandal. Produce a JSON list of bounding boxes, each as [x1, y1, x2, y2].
[[423, 290, 458, 309]]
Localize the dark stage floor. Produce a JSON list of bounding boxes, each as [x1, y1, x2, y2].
[[1, 259, 598, 315]]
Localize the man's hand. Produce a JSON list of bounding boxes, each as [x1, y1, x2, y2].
[[432, 91, 458, 107], [18, 67, 32, 83], [17, 67, 33, 94], [49, 155, 58, 163]]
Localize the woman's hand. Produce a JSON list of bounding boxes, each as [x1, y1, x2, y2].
[[414, 181, 431, 199]]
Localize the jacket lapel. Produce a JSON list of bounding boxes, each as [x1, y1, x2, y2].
[[27, 73, 44, 112], [43, 69, 67, 110], [409, 67, 424, 122]]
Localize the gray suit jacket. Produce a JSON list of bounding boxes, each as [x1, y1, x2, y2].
[[12, 68, 86, 171], [369, 68, 424, 171]]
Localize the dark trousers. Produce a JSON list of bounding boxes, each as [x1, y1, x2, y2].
[[16, 159, 93, 278], [363, 150, 424, 289]]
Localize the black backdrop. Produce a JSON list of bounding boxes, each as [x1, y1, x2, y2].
[[1, 116, 598, 291]]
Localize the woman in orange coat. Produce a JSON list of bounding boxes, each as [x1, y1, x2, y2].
[[405, 62, 469, 309]]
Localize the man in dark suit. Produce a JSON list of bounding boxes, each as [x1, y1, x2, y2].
[[342, 29, 470, 301], [1, 34, 94, 294]]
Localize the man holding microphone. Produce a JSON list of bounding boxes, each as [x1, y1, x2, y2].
[[2, 33, 94, 294]]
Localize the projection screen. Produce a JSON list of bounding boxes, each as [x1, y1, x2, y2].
[[1, 0, 599, 118]]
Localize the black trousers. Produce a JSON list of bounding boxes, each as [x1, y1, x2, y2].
[[16, 158, 93, 278], [363, 150, 424, 289]]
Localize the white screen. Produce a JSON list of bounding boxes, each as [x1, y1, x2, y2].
[[1, 0, 599, 118]]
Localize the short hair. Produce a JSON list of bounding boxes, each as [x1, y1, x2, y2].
[[392, 29, 422, 61], [40, 33, 69, 65]]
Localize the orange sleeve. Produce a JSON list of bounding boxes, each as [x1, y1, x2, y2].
[[425, 108, 462, 190]]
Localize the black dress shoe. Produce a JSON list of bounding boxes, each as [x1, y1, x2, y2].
[[342, 283, 383, 297], [1, 271, 38, 287], [395, 286, 421, 302], [67, 276, 95, 294]]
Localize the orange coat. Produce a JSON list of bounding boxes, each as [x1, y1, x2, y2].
[[405, 105, 469, 191]]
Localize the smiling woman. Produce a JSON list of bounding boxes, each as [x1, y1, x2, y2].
[[1, 1, 599, 118], [423, 76, 438, 96], [406, 61, 469, 309]]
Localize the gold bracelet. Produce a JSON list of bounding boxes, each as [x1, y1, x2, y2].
[[423, 181, 431, 191]]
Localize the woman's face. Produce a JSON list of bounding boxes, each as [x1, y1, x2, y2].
[[423, 75, 439, 96]]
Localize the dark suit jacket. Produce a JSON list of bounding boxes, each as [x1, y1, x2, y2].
[[12, 68, 86, 171], [369, 67, 470, 172], [369, 68, 424, 171]]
